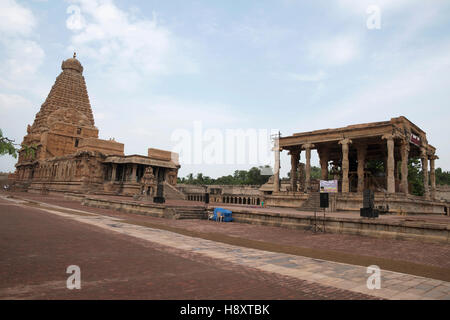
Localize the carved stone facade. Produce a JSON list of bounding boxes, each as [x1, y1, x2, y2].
[[263, 117, 448, 214], [12, 55, 179, 196], [273, 117, 438, 196]]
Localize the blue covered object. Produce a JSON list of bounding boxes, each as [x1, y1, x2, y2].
[[213, 208, 233, 222]]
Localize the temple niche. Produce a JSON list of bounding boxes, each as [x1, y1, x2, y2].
[[11, 54, 180, 198], [140, 167, 156, 198]]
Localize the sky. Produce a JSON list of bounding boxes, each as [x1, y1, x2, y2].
[[0, 0, 449, 179]]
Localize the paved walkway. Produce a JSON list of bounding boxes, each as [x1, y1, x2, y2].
[[2, 194, 449, 300]]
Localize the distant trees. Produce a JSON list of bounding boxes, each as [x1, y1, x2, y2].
[[177, 160, 450, 195], [436, 168, 450, 185], [408, 158, 424, 196], [177, 165, 272, 186]]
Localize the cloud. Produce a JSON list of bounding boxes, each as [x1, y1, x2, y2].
[[336, 0, 415, 15], [308, 34, 360, 66], [66, 0, 197, 87], [327, 43, 450, 124], [0, 0, 45, 91], [288, 70, 327, 82], [0, 93, 33, 112], [1, 39, 45, 79], [0, 0, 36, 35], [320, 42, 450, 168], [66, 4, 85, 30], [93, 94, 243, 155]]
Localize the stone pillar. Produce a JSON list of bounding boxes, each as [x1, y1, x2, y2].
[[395, 161, 399, 181], [400, 141, 410, 194], [318, 147, 329, 180], [356, 144, 367, 193], [273, 146, 281, 193], [421, 148, 430, 198], [383, 134, 395, 193], [40, 132, 48, 160], [430, 155, 438, 199], [302, 143, 314, 192], [130, 164, 137, 182], [289, 149, 300, 192], [339, 139, 352, 193], [111, 163, 117, 182]]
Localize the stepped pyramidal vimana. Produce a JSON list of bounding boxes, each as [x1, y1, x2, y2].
[[11, 54, 180, 196]]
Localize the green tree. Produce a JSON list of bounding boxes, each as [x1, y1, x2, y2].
[[436, 168, 450, 185], [366, 159, 385, 176], [408, 158, 424, 196], [178, 166, 272, 186], [310, 166, 321, 179], [0, 129, 17, 158]]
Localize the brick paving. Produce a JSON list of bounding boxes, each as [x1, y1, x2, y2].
[[2, 194, 450, 299], [0, 196, 374, 300], [7, 192, 450, 272]]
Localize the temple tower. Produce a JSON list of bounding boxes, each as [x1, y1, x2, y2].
[[18, 54, 99, 163]]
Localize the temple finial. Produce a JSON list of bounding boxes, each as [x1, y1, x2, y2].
[[73, 52, 77, 59]]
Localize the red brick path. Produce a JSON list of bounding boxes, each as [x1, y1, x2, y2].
[[9, 192, 450, 270], [0, 198, 375, 299]]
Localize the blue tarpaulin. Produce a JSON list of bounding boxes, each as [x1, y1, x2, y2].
[[213, 208, 233, 222]]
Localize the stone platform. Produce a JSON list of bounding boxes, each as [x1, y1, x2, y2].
[[69, 193, 450, 244], [264, 191, 449, 215], [77, 194, 206, 220]]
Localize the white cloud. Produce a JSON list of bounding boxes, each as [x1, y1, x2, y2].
[[321, 43, 450, 168], [66, 0, 197, 86], [327, 44, 450, 124], [0, 93, 33, 112], [66, 4, 85, 30], [288, 70, 327, 82], [308, 34, 360, 66], [336, 0, 415, 15], [0, 0, 36, 35], [94, 95, 243, 156], [1, 39, 45, 79], [0, 0, 45, 91]]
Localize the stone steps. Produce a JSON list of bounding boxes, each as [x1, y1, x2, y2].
[[299, 192, 320, 212], [163, 182, 186, 200], [175, 208, 206, 220]]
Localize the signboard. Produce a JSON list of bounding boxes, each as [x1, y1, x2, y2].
[[320, 180, 338, 193], [410, 133, 421, 147]]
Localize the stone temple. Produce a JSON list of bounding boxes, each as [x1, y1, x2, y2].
[[180, 117, 448, 215], [261, 117, 446, 214], [12, 54, 180, 196]]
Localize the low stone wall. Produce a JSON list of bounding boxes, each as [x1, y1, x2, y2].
[[82, 196, 169, 218], [69, 194, 449, 243], [264, 192, 447, 214], [436, 185, 450, 201], [336, 193, 447, 215], [264, 193, 308, 208], [27, 181, 98, 194], [81, 196, 207, 220], [209, 207, 450, 244]]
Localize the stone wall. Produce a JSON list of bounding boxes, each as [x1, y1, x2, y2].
[[78, 137, 124, 155], [208, 206, 450, 243], [436, 185, 450, 201]]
